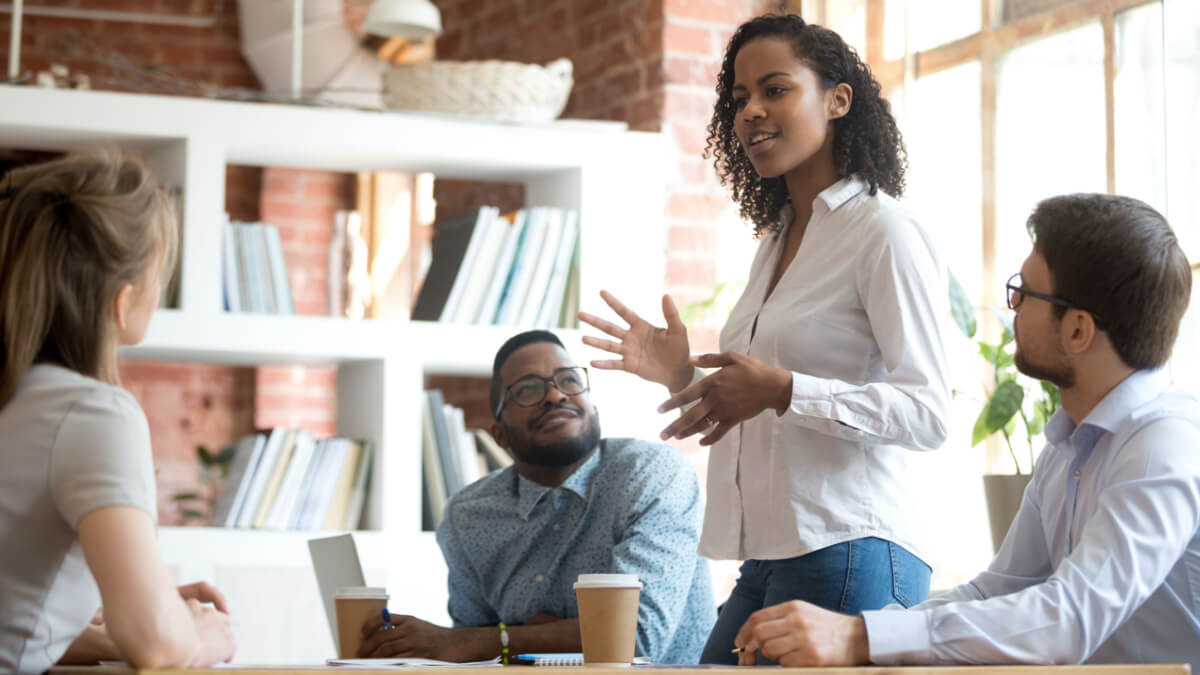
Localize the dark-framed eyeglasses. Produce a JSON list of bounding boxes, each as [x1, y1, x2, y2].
[[1005, 273, 1103, 324], [494, 366, 590, 420]]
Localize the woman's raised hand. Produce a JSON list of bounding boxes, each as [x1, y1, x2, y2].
[[579, 291, 693, 392]]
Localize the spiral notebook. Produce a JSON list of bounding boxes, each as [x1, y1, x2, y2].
[[512, 654, 651, 666]]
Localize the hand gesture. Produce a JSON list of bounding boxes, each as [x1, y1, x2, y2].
[[657, 352, 792, 445], [734, 600, 869, 667], [579, 291, 693, 392]]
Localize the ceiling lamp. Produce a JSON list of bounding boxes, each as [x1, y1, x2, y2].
[[363, 0, 442, 39]]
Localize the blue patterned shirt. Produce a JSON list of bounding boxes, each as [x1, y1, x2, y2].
[[435, 437, 715, 664]]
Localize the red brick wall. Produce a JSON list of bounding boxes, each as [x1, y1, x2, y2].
[[434, 0, 666, 131], [260, 167, 353, 318], [254, 167, 354, 439], [0, 0, 256, 92], [662, 0, 786, 354], [118, 361, 256, 526]]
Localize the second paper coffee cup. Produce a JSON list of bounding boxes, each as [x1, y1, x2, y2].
[[573, 573, 643, 666], [333, 586, 389, 659]]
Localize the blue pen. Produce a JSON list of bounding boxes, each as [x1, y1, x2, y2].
[[382, 608, 395, 631]]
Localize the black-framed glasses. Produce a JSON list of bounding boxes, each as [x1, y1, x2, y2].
[[494, 366, 590, 420], [1005, 273, 1103, 324]]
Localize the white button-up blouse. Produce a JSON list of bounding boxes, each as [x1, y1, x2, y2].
[[698, 175, 950, 562]]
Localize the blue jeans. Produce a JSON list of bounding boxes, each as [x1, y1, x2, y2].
[[699, 537, 931, 665]]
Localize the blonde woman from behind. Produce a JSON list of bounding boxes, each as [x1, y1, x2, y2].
[[0, 151, 236, 672]]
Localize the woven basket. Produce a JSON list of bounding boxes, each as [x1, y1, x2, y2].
[[382, 58, 573, 123]]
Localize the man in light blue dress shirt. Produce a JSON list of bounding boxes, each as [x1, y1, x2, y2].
[[358, 330, 715, 663], [729, 194, 1200, 669]]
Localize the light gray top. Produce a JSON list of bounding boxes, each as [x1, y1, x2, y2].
[[0, 364, 156, 674]]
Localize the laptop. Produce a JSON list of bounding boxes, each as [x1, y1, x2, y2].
[[308, 533, 367, 651]]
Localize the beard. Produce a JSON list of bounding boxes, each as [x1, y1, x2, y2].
[[1015, 347, 1076, 389], [503, 405, 602, 468]]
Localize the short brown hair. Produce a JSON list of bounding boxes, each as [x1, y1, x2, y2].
[[1027, 193, 1190, 370], [0, 150, 178, 406]]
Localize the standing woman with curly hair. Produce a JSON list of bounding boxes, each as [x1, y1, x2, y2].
[[580, 14, 950, 664]]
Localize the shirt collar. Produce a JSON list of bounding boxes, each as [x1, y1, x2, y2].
[[513, 442, 602, 520], [816, 174, 868, 212], [1044, 369, 1172, 448], [774, 175, 866, 234]]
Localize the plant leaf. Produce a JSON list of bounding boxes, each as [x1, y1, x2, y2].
[[995, 350, 1014, 368], [216, 445, 237, 465], [948, 271, 976, 338], [988, 307, 1015, 343], [971, 407, 991, 446], [978, 342, 1001, 364], [972, 380, 1024, 446], [1041, 380, 1061, 411], [197, 445, 215, 466], [988, 380, 1025, 431], [1026, 408, 1047, 437]]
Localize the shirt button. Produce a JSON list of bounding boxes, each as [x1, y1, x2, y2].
[[553, 524, 561, 531], [535, 574, 545, 583]]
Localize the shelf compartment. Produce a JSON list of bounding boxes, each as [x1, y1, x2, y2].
[[121, 310, 399, 365]]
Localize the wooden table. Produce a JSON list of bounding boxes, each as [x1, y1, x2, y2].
[[47, 665, 1191, 674]]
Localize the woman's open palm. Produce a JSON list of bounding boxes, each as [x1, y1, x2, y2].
[[579, 291, 693, 392]]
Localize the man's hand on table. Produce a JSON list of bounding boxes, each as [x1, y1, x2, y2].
[[358, 613, 492, 662], [734, 599, 870, 667]]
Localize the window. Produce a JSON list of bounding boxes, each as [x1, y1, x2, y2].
[[995, 22, 1106, 283]]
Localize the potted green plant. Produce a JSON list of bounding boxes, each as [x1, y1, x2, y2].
[[171, 444, 237, 525], [949, 272, 1060, 552]]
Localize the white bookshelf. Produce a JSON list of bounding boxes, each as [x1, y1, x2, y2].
[[0, 85, 668, 663]]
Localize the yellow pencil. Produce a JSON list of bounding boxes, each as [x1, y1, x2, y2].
[[731, 647, 745, 654]]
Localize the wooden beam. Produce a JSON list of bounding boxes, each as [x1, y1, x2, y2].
[[1102, 8, 1117, 194], [865, 0, 885, 69], [872, 0, 1156, 88], [873, 59, 904, 93], [913, 33, 983, 79], [980, 0, 1002, 474], [989, 0, 1152, 54]]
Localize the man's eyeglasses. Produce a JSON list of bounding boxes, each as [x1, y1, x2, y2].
[[1005, 273, 1103, 324], [494, 366, 590, 420]]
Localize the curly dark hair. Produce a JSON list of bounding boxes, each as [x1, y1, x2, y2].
[[705, 14, 907, 237]]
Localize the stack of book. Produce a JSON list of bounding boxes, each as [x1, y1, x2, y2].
[[412, 206, 580, 328], [422, 390, 513, 530], [222, 218, 297, 314], [210, 428, 373, 531]]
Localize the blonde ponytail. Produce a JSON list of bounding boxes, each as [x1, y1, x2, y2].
[[0, 150, 177, 406]]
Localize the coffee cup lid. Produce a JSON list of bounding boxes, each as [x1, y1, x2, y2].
[[573, 573, 643, 589], [334, 586, 388, 598]]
